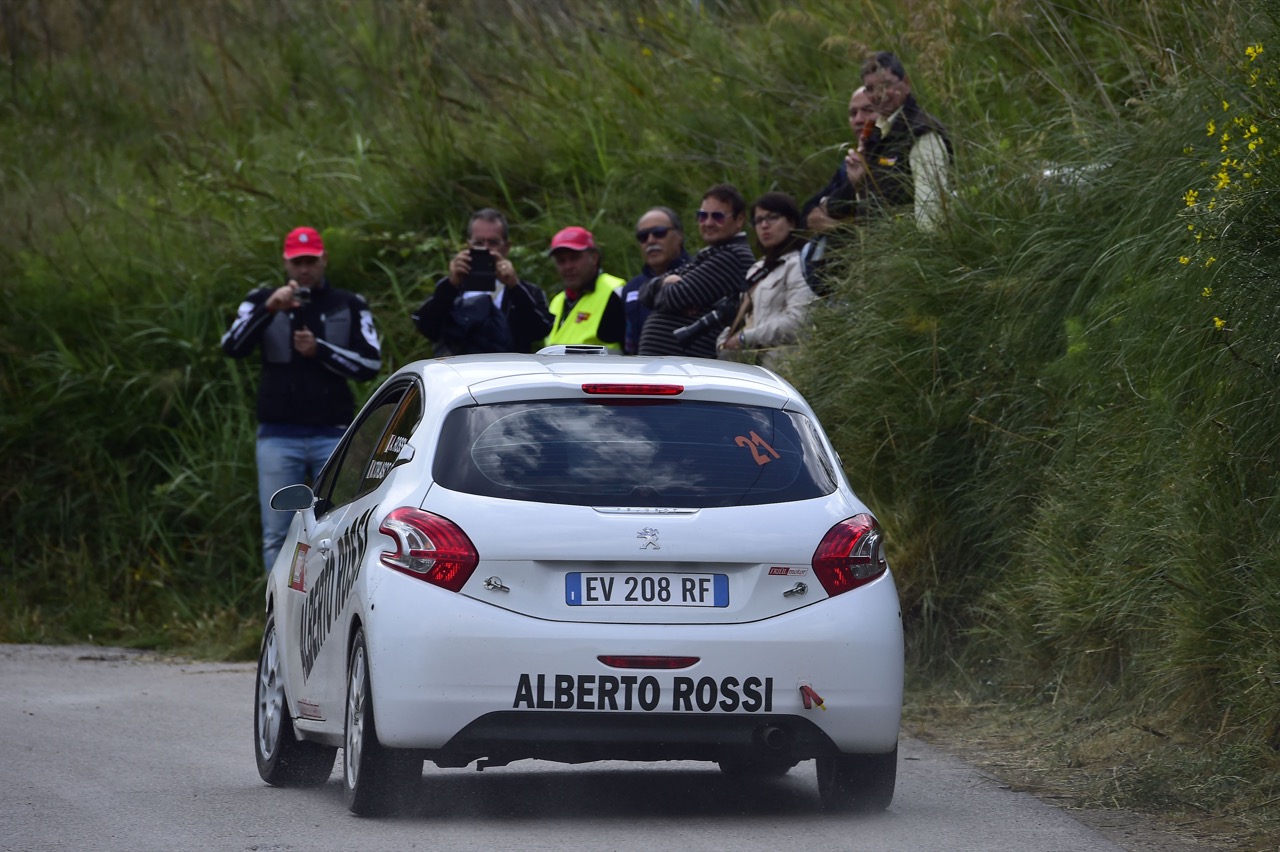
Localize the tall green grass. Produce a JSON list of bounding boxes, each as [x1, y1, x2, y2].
[[2, 0, 1277, 817]]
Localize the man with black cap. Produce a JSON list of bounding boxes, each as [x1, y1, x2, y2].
[[222, 226, 382, 571], [545, 226, 626, 351]]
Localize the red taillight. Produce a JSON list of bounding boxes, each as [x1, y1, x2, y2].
[[811, 514, 888, 597], [597, 655, 700, 669], [378, 508, 479, 592], [581, 383, 684, 396]]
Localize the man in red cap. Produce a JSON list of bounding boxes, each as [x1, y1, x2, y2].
[[545, 226, 626, 351], [222, 226, 382, 571]]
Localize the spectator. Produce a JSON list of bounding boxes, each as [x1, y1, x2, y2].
[[412, 208, 554, 355], [717, 192, 817, 371], [804, 86, 878, 232], [638, 184, 756, 358], [620, 207, 690, 355], [545, 226, 626, 351], [804, 52, 953, 231], [221, 227, 382, 571]]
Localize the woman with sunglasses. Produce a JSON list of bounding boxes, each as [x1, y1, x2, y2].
[[716, 192, 817, 371], [637, 184, 756, 358]]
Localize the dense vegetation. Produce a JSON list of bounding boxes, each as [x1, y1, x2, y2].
[[3, 0, 1277, 838]]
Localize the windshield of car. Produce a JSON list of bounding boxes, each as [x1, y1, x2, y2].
[[433, 399, 838, 508]]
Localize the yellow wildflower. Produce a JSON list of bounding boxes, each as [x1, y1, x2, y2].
[[1246, 43, 1264, 61], [1205, 256, 1217, 267], [1184, 189, 1199, 206], [1207, 119, 1216, 136], [1179, 256, 1191, 265], [1202, 287, 1213, 297], [1223, 100, 1231, 111], [1214, 316, 1226, 330]]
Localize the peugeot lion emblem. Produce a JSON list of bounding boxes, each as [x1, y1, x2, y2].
[[637, 527, 660, 550]]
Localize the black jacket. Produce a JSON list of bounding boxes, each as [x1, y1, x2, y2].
[[221, 282, 381, 427], [803, 95, 952, 222], [413, 278, 554, 356]]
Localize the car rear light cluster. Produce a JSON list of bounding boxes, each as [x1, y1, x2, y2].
[[811, 513, 888, 597], [378, 507, 479, 592]]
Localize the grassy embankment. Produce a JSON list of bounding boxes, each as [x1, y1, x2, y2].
[[1, 1, 1277, 843]]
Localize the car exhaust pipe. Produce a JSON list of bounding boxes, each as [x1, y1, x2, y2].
[[755, 725, 789, 751]]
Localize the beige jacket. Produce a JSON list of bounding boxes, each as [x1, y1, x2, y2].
[[716, 249, 816, 370]]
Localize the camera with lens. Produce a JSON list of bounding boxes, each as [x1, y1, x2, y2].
[[673, 294, 740, 346], [671, 265, 769, 346], [295, 286, 312, 305]]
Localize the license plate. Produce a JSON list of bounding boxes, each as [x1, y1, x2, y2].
[[565, 572, 729, 607]]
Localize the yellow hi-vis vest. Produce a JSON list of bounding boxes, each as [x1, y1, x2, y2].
[[547, 272, 625, 350]]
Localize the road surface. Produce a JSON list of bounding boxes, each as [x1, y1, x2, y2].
[[0, 644, 1212, 852]]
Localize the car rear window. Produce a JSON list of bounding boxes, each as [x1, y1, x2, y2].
[[433, 399, 838, 508]]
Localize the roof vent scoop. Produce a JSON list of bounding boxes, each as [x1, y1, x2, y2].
[[537, 344, 613, 356]]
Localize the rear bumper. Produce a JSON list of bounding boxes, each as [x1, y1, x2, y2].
[[436, 711, 835, 766], [365, 568, 903, 759]]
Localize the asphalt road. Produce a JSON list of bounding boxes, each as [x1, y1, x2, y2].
[[0, 644, 1208, 852]]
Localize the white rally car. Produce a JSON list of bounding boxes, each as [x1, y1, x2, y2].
[[254, 346, 903, 815]]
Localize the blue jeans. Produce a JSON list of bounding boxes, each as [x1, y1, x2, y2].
[[256, 431, 342, 572]]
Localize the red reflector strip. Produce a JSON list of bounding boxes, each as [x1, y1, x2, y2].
[[597, 655, 699, 670], [581, 383, 684, 396]]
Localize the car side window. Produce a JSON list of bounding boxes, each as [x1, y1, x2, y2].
[[356, 383, 422, 498], [312, 381, 419, 518]]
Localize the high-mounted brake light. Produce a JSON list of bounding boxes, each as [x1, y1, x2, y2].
[[581, 383, 684, 396], [598, 655, 700, 670], [811, 514, 888, 597], [379, 507, 479, 592]]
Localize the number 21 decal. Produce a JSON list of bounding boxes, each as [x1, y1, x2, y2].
[[735, 431, 780, 466]]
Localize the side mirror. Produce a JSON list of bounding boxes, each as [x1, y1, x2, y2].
[[269, 483, 316, 512]]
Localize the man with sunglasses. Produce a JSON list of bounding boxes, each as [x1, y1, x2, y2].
[[638, 184, 755, 358], [621, 207, 689, 355]]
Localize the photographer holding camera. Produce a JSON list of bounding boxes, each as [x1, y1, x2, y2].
[[412, 208, 554, 356], [222, 226, 382, 571], [637, 184, 756, 358]]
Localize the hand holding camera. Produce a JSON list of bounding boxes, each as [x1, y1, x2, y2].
[[266, 280, 305, 313]]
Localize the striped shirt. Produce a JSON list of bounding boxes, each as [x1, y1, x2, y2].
[[636, 233, 755, 358]]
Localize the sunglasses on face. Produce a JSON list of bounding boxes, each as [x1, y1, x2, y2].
[[696, 209, 728, 223], [752, 212, 784, 227], [635, 226, 675, 242]]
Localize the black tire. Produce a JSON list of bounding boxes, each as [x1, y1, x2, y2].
[[717, 757, 796, 778], [815, 744, 897, 812], [254, 615, 337, 787], [343, 628, 422, 816]]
